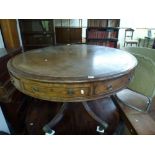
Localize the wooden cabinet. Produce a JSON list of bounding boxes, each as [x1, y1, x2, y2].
[[19, 19, 82, 50], [86, 19, 120, 48], [19, 19, 55, 51], [70, 28, 82, 43], [55, 28, 70, 44], [55, 27, 82, 44]]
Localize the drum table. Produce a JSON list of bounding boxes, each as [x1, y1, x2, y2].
[[7, 45, 137, 135]]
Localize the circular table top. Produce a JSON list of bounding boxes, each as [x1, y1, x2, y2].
[[8, 45, 137, 82]]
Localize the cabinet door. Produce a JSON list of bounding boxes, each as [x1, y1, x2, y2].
[[55, 28, 70, 44], [70, 28, 82, 43], [19, 19, 54, 50]]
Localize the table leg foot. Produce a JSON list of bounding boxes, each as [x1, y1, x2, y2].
[[42, 102, 68, 135], [82, 101, 108, 134]]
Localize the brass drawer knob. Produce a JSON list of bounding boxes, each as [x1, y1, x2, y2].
[[107, 84, 113, 91], [67, 88, 74, 95], [32, 87, 39, 92]]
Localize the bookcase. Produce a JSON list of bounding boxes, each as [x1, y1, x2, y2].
[[86, 19, 120, 48]]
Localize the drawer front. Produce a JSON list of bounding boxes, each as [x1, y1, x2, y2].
[[22, 79, 91, 101], [94, 74, 131, 95], [9, 71, 134, 102]]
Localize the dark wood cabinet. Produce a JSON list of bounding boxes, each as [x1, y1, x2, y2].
[[19, 19, 55, 51], [55, 28, 70, 44], [55, 27, 82, 44], [19, 20, 82, 50], [70, 28, 82, 43]]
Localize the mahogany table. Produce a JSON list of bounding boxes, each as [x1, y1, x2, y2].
[[7, 45, 137, 134]]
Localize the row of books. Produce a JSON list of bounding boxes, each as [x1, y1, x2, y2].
[[87, 19, 120, 28], [87, 41, 116, 48], [87, 31, 117, 39], [88, 19, 107, 27]]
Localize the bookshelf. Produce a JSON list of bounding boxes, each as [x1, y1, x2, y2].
[[86, 19, 120, 48]]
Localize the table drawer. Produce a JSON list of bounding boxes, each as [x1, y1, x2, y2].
[[22, 80, 91, 101], [9, 71, 133, 102], [94, 75, 131, 95]]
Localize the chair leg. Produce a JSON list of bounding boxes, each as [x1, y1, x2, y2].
[[146, 97, 152, 112]]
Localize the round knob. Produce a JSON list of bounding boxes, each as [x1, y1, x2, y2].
[[32, 87, 39, 92], [107, 84, 113, 91], [67, 88, 74, 95]]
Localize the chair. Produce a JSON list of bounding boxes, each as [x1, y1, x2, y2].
[[138, 37, 154, 48], [124, 28, 138, 47], [116, 47, 155, 112]]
